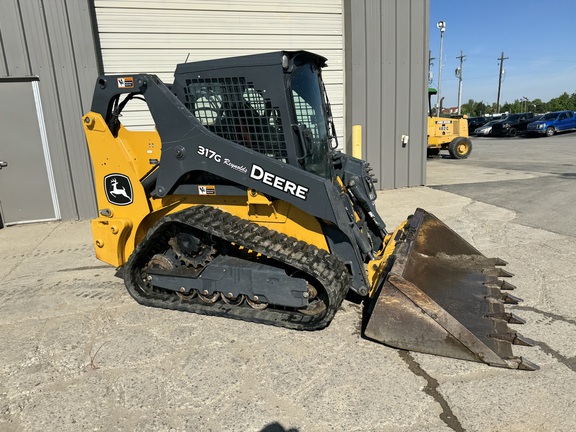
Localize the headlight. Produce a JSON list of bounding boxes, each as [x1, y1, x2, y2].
[[503, 123, 510, 128], [537, 124, 545, 129]]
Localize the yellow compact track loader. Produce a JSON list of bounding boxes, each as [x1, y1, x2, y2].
[[83, 51, 536, 370], [427, 88, 472, 159]]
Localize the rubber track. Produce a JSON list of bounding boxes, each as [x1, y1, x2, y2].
[[123, 205, 351, 331]]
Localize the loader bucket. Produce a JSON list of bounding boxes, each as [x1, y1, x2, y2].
[[363, 208, 538, 370]]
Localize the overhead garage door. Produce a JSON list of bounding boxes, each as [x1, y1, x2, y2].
[[93, 0, 344, 146]]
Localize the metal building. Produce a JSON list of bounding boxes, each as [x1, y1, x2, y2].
[[0, 0, 100, 226], [0, 0, 429, 226], [345, 0, 429, 188]]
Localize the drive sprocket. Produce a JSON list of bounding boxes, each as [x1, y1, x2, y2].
[[168, 233, 216, 268]]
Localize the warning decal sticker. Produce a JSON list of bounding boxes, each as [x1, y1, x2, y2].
[[198, 185, 216, 195], [117, 77, 134, 89]]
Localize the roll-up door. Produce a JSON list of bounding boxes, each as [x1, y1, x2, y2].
[[93, 0, 344, 146]]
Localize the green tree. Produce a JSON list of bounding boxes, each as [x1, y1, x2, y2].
[[476, 101, 488, 115], [548, 92, 571, 111], [460, 99, 492, 116], [500, 101, 516, 113], [570, 92, 576, 110], [532, 99, 546, 113], [460, 99, 476, 116]]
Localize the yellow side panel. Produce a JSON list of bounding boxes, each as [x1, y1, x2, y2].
[[91, 218, 133, 267], [116, 125, 162, 179], [83, 112, 158, 266]]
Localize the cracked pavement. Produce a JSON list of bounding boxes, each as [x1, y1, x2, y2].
[[1, 136, 576, 431]]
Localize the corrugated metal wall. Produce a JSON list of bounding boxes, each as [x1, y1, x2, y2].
[[344, 0, 429, 189], [92, 0, 345, 144], [0, 0, 101, 219]]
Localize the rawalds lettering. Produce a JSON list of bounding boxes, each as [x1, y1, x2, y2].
[[250, 164, 309, 200]]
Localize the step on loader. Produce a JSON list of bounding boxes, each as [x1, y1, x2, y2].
[[82, 51, 537, 370]]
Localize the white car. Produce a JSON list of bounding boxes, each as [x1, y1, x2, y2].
[[474, 119, 504, 136]]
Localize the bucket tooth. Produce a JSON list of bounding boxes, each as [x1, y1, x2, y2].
[[490, 331, 534, 346], [502, 356, 539, 371], [486, 312, 526, 324], [499, 280, 517, 290], [502, 293, 523, 304], [499, 268, 514, 277], [493, 257, 508, 266], [483, 278, 516, 290], [513, 334, 535, 346], [516, 357, 540, 371], [483, 268, 514, 277]]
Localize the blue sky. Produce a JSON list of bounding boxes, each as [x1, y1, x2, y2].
[[430, 0, 576, 109]]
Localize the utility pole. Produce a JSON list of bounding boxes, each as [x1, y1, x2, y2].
[[496, 52, 508, 113], [455, 50, 466, 115]]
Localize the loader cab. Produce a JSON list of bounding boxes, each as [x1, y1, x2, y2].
[[171, 51, 335, 180]]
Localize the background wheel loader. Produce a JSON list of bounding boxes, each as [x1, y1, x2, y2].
[[427, 88, 473, 159], [83, 51, 536, 370]]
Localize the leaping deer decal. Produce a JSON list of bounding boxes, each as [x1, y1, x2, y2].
[[109, 178, 130, 200]]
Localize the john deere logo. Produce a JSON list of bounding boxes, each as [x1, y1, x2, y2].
[[104, 174, 133, 206]]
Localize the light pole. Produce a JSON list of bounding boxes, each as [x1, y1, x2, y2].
[[436, 21, 446, 115]]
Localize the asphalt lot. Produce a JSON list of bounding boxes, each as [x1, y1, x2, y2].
[[1, 134, 576, 431], [429, 132, 576, 237]]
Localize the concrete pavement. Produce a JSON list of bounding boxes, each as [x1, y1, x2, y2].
[[1, 137, 575, 431]]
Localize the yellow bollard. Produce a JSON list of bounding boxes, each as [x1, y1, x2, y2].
[[352, 125, 362, 159]]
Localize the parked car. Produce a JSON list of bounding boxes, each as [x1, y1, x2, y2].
[[467, 116, 490, 131], [473, 118, 505, 136], [490, 112, 535, 137], [527, 110, 576, 137]]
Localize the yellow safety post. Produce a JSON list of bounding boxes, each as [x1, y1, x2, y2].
[[352, 125, 362, 159]]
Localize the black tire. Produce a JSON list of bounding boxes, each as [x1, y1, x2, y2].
[[546, 126, 555, 137], [508, 128, 517, 137], [448, 137, 472, 159]]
